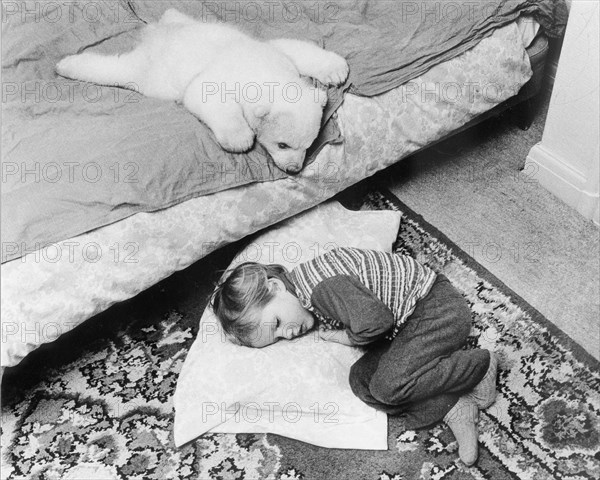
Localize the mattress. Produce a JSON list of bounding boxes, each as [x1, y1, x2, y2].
[[0, 20, 537, 369]]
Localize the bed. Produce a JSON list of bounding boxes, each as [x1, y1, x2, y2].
[[0, 0, 567, 371]]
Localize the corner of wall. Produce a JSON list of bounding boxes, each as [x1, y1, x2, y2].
[[527, 0, 599, 225]]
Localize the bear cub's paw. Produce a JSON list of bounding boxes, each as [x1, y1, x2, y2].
[[214, 121, 255, 153], [313, 52, 349, 86]]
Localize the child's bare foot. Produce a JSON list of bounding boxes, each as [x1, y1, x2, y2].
[[444, 396, 479, 466], [467, 351, 498, 409]]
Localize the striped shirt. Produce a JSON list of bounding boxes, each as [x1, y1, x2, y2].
[[287, 247, 437, 340]]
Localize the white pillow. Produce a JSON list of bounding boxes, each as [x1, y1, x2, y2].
[[173, 200, 402, 449]]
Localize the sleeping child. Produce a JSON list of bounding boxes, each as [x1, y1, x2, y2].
[[210, 247, 498, 466]]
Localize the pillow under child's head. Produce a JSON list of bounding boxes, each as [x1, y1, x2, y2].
[[173, 200, 402, 449]]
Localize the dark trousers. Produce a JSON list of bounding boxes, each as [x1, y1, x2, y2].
[[349, 275, 490, 429]]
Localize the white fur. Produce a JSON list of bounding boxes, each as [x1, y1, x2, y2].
[[56, 9, 349, 173]]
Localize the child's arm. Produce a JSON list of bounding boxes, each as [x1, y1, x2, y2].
[[312, 275, 394, 346], [318, 328, 355, 346]]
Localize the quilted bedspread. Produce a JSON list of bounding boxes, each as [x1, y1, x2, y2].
[[1, 21, 535, 368]]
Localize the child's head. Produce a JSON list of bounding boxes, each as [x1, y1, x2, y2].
[[210, 262, 314, 348]]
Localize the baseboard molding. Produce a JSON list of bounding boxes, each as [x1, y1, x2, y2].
[[526, 144, 600, 225]]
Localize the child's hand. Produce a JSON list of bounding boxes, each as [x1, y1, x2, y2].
[[318, 328, 355, 346], [317, 328, 335, 342]]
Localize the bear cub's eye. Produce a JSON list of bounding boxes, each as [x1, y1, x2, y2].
[[277, 143, 290, 150]]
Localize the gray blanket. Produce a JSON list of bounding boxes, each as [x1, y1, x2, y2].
[[1, 0, 567, 262]]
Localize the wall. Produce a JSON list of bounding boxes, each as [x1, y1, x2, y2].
[[526, 0, 600, 225]]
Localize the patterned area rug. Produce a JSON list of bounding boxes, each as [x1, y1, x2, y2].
[[2, 189, 599, 480]]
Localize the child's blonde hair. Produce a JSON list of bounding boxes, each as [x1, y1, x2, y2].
[[210, 262, 288, 345]]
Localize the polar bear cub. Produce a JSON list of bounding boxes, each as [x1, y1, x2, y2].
[[57, 8, 349, 173]]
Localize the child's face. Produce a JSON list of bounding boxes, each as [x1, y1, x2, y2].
[[245, 278, 315, 348]]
